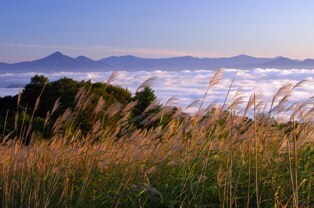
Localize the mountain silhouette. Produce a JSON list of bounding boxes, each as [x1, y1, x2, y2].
[[0, 51, 111, 72], [1, 52, 314, 72]]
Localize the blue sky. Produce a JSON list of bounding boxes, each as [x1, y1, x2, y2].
[[1, 0, 314, 62]]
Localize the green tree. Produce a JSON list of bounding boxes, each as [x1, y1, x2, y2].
[[22, 75, 49, 113], [132, 87, 157, 117], [131, 87, 160, 127]]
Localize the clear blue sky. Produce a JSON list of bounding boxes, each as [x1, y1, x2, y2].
[[1, 0, 314, 62]]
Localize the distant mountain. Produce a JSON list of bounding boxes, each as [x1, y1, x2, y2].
[[253, 57, 299, 69], [99, 54, 314, 70], [1, 52, 314, 73], [301, 59, 314, 68], [0, 51, 111, 73], [98, 55, 273, 71]]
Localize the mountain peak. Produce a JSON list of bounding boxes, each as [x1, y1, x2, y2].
[[234, 54, 251, 58], [44, 51, 66, 60], [230, 54, 257, 59], [273, 56, 289, 60], [120, 55, 140, 59], [34, 51, 72, 64], [75, 55, 90, 60], [50, 51, 63, 56]]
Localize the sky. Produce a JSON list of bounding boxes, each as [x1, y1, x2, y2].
[[1, 0, 314, 63]]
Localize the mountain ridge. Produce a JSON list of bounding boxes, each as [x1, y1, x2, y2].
[[1, 52, 314, 72]]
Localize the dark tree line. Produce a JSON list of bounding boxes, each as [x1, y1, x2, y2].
[[0, 75, 162, 143]]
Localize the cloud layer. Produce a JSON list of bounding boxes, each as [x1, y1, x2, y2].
[[0, 68, 313, 113]]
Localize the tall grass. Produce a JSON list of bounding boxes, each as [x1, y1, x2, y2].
[[0, 72, 313, 207]]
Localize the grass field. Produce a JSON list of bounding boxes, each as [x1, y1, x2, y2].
[[0, 71, 313, 207]]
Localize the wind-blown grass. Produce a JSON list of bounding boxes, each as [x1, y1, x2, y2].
[[0, 71, 313, 207]]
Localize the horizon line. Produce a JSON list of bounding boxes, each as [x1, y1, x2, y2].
[[1, 42, 312, 63], [1, 50, 311, 64]]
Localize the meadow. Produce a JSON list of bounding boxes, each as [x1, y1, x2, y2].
[[0, 70, 313, 207]]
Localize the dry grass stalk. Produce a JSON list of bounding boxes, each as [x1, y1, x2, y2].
[[136, 77, 156, 92]]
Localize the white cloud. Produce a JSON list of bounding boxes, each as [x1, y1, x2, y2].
[[0, 69, 313, 115]]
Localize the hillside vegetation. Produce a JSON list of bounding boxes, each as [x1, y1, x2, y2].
[[0, 71, 313, 207]]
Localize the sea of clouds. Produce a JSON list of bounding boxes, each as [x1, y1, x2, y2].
[[0, 69, 313, 114]]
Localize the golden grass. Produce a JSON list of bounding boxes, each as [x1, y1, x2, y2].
[[0, 71, 313, 207]]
